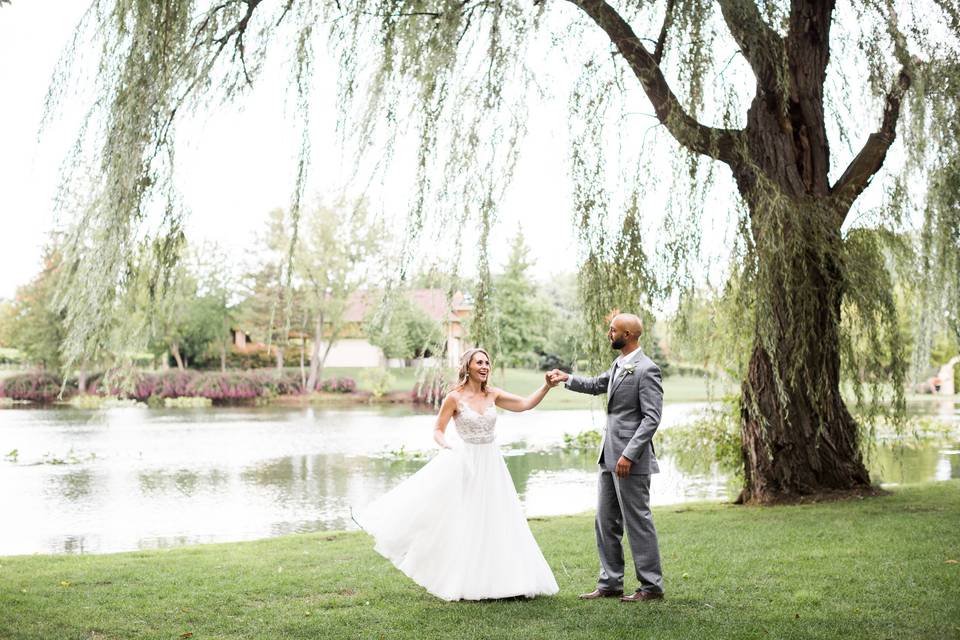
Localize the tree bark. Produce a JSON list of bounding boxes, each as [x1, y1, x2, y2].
[[170, 343, 185, 370], [737, 204, 871, 503], [306, 313, 324, 392]]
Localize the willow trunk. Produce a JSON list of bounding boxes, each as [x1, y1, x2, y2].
[[737, 215, 871, 502], [733, 73, 872, 501]]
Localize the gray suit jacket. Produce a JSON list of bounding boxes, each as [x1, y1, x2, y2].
[[566, 350, 663, 474]]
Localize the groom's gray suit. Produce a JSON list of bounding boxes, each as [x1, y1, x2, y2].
[[566, 347, 664, 594]]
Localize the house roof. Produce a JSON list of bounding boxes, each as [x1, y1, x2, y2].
[[342, 289, 470, 323]]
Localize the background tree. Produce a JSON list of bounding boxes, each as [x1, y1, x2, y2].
[[365, 292, 444, 362], [7, 250, 65, 370], [50, 1, 960, 503], [296, 201, 384, 391], [538, 272, 580, 371], [236, 208, 299, 371], [148, 261, 225, 370], [188, 242, 238, 371], [0, 299, 17, 349], [484, 229, 550, 368]]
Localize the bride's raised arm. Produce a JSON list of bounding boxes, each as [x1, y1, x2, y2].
[[493, 374, 558, 412], [432, 393, 458, 449]]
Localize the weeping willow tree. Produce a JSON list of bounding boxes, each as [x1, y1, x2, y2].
[[47, 0, 959, 503]]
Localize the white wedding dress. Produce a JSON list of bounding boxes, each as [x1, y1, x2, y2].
[[353, 400, 559, 601]]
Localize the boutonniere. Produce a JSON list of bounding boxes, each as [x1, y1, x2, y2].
[[622, 363, 637, 375]]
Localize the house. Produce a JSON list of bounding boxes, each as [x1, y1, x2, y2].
[[934, 355, 960, 395], [230, 289, 473, 368], [317, 289, 473, 368]]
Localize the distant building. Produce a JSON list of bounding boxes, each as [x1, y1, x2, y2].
[[230, 289, 473, 368], [936, 355, 960, 395]]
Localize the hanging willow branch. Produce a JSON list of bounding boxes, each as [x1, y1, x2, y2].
[[48, 1, 960, 499]]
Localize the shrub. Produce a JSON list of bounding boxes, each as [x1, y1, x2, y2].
[[164, 396, 213, 408], [319, 376, 357, 393], [537, 352, 573, 373], [658, 398, 743, 476], [411, 374, 447, 405], [0, 372, 70, 402], [0, 348, 24, 366], [193, 347, 277, 371], [361, 369, 395, 398], [186, 372, 264, 400], [256, 370, 303, 395], [89, 370, 196, 401], [151, 371, 196, 398]]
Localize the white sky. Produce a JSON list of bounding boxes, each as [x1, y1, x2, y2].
[[0, 2, 580, 302]]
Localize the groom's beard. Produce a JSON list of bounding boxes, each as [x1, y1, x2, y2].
[[611, 337, 626, 350]]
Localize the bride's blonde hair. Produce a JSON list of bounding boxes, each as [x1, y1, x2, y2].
[[451, 347, 491, 393]]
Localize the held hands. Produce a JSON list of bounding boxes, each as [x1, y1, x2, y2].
[[545, 369, 569, 387]]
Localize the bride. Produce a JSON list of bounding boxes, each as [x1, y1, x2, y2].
[[353, 347, 560, 601]]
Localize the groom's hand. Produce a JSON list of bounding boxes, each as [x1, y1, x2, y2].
[[548, 369, 569, 384], [615, 455, 633, 478]]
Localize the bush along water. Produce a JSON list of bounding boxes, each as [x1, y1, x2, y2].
[[0, 372, 71, 402], [0, 369, 358, 405]]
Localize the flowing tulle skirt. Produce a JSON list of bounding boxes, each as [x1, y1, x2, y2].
[[353, 442, 559, 601]]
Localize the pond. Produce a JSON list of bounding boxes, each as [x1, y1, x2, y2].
[[1, 399, 957, 555]]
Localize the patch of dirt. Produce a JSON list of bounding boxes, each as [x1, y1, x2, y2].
[[734, 485, 891, 506]]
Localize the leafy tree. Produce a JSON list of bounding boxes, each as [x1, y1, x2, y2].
[[7, 251, 65, 370], [485, 229, 549, 368], [365, 292, 444, 361], [296, 201, 384, 390], [235, 208, 300, 371], [49, 1, 960, 503], [538, 272, 580, 371], [189, 242, 238, 371], [148, 266, 209, 369], [0, 300, 16, 348]]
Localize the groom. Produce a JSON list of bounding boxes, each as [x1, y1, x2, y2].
[[548, 312, 664, 602]]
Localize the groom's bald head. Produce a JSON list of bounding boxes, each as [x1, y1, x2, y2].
[[612, 313, 643, 337], [608, 313, 643, 351]]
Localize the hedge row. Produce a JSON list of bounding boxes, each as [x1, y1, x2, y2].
[[0, 370, 358, 403]]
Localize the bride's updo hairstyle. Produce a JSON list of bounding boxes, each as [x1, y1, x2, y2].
[[452, 347, 491, 393]]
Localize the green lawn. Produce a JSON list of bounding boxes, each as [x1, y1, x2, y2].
[[2, 481, 957, 640]]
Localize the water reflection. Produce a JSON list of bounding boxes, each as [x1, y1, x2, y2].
[[55, 470, 94, 501], [0, 400, 956, 555]]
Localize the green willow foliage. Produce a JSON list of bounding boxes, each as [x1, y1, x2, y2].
[[50, 1, 958, 420]]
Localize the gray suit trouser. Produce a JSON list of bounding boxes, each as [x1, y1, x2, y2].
[[595, 469, 664, 593]]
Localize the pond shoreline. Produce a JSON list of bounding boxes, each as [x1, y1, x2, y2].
[[0, 390, 433, 410]]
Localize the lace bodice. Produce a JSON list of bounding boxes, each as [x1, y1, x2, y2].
[[454, 400, 498, 444]]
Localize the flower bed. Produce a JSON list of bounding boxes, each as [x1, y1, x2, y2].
[[0, 372, 67, 402], [0, 369, 359, 404]]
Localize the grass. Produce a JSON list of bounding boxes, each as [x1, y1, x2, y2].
[[1, 481, 957, 640]]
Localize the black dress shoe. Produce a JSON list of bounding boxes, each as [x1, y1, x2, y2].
[[578, 588, 624, 600]]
